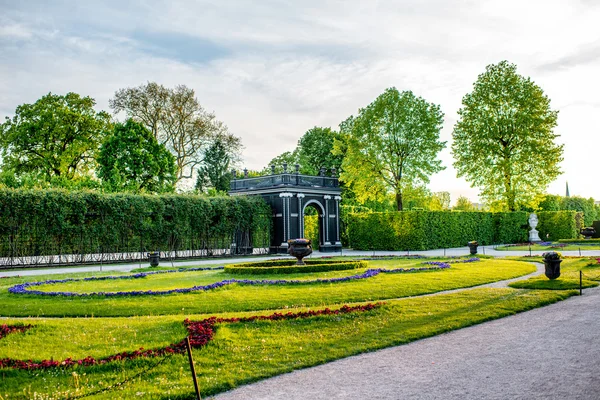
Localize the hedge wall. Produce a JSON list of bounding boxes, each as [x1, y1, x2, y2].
[[0, 189, 271, 259], [346, 210, 579, 251], [537, 211, 581, 241]]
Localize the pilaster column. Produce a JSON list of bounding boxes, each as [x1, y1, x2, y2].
[[279, 192, 294, 246], [324, 195, 332, 244], [334, 195, 342, 245], [297, 193, 305, 238]]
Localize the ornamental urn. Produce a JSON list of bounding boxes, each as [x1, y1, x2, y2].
[[467, 241, 479, 255], [148, 251, 160, 267], [580, 227, 596, 240], [287, 238, 313, 265], [542, 251, 562, 280]]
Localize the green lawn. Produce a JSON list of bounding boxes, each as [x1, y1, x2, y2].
[[0, 256, 582, 398], [496, 243, 600, 251], [0, 258, 535, 317], [509, 257, 600, 290]]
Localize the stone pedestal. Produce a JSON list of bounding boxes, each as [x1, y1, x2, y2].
[[529, 229, 541, 242]]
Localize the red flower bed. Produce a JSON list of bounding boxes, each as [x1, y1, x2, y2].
[[0, 303, 383, 370], [0, 324, 32, 340]]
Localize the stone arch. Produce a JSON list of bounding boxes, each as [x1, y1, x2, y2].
[[301, 199, 326, 247]]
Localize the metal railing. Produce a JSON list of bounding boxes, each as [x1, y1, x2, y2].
[[230, 173, 339, 191]]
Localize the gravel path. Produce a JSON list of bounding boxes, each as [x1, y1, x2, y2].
[[212, 274, 600, 400]]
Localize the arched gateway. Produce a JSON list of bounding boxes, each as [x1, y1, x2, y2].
[[229, 165, 342, 253]]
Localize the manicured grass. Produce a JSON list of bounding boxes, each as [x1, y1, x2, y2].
[[0, 258, 535, 317], [0, 289, 576, 398], [496, 243, 600, 251], [509, 257, 600, 290]]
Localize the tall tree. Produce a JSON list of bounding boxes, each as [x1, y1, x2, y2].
[[429, 191, 451, 210], [0, 92, 111, 180], [97, 119, 176, 193], [335, 88, 445, 211], [452, 61, 564, 211], [109, 82, 241, 184], [263, 150, 300, 174], [297, 126, 344, 175], [453, 195, 476, 211], [560, 196, 597, 226], [195, 138, 235, 192]]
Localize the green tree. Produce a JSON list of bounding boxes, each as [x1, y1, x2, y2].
[[0, 92, 111, 180], [429, 191, 451, 210], [110, 82, 241, 184], [263, 150, 300, 174], [402, 184, 433, 210], [538, 194, 562, 211], [97, 119, 176, 193], [561, 196, 597, 226], [453, 195, 476, 211], [195, 138, 234, 193], [297, 126, 344, 175], [452, 61, 564, 211], [335, 88, 445, 211]]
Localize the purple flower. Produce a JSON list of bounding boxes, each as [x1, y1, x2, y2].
[[7, 259, 465, 298]]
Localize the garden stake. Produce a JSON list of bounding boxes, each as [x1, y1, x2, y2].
[[579, 247, 581, 256], [580, 271, 583, 296], [529, 245, 531, 257], [185, 336, 202, 400]]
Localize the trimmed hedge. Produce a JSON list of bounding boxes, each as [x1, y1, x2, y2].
[[537, 211, 581, 241], [346, 210, 580, 251], [224, 259, 367, 274], [0, 189, 271, 258], [558, 238, 600, 244]]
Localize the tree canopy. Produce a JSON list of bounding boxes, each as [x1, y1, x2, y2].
[[109, 82, 241, 185], [453, 196, 476, 211], [0, 92, 111, 180], [195, 138, 234, 193], [297, 126, 344, 175], [335, 88, 446, 211], [263, 150, 300, 174], [97, 119, 176, 193], [452, 60, 563, 211]]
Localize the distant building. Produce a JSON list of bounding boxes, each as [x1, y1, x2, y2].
[[565, 181, 570, 197]]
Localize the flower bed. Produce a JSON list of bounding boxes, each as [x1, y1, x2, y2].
[[224, 260, 367, 275], [356, 255, 426, 260], [0, 324, 32, 340], [0, 303, 383, 370], [8, 260, 462, 297]]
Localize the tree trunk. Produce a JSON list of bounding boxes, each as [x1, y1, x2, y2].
[[396, 191, 403, 211]]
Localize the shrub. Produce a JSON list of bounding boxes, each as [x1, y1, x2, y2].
[[224, 259, 367, 274], [558, 238, 600, 244], [0, 189, 271, 258]]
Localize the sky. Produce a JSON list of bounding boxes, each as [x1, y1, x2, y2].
[[1, 0, 598, 204]]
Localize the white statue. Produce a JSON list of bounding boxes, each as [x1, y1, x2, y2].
[[529, 213, 541, 242]]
